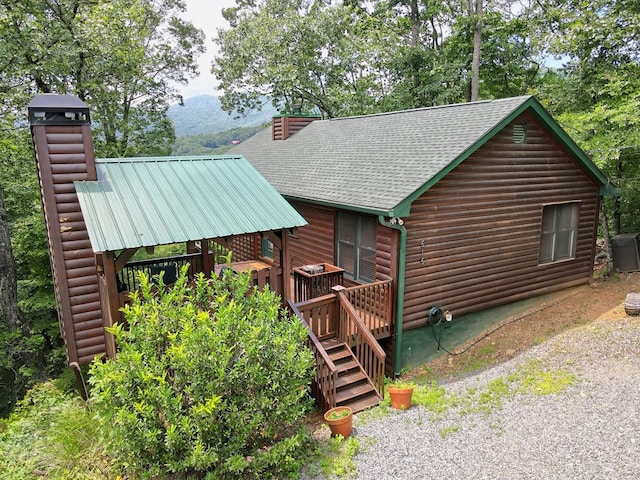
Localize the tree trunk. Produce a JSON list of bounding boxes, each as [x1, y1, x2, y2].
[[0, 189, 27, 335], [599, 201, 614, 274], [470, 0, 483, 101], [614, 155, 622, 235]]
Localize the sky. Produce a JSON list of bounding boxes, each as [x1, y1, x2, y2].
[[179, 0, 237, 98]]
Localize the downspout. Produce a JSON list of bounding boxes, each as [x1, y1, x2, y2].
[[378, 215, 407, 376]]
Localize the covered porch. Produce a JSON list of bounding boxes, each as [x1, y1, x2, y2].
[[74, 155, 307, 360]]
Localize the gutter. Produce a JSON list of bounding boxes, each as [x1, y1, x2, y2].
[[378, 215, 407, 376]]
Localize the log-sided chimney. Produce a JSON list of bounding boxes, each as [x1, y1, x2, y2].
[[28, 94, 107, 366], [271, 104, 320, 140]]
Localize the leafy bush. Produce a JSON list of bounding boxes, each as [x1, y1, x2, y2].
[[0, 382, 106, 480], [89, 268, 315, 479]]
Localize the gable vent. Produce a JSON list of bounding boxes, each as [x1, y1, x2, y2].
[[513, 123, 527, 144]]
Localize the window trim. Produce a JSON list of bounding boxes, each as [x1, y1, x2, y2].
[[538, 201, 580, 264], [336, 212, 377, 283]]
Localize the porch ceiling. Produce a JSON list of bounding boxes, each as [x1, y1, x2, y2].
[[74, 155, 307, 253]]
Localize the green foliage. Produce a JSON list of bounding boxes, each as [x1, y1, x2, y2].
[[510, 360, 576, 396], [0, 0, 205, 157], [214, 0, 401, 117], [0, 118, 63, 418], [315, 435, 360, 479], [0, 382, 106, 480], [171, 124, 269, 156], [89, 267, 315, 479]]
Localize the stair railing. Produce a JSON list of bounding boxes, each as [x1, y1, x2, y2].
[[333, 287, 386, 398], [344, 277, 393, 338], [288, 299, 338, 410]]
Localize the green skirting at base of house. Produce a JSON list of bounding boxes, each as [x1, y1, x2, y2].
[[400, 286, 585, 370]]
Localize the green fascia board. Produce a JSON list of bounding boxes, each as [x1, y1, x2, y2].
[[283, 194, 402, 218], [394, 97, 616, 215]]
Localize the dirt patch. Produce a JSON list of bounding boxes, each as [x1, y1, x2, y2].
[[413, 271, 640, 382]]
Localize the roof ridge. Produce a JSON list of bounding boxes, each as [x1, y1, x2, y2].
[[329, 96, 532, 122]]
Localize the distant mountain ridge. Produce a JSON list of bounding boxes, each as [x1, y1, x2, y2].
[[168, 95, 277, 137]]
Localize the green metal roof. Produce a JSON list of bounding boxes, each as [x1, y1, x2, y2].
[[74, 155, 307, 253]]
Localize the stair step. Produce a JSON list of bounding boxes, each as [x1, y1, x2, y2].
[[335, 381, 377, 404], [335, 370, 367, 389], [328, 348, 352, 362], [335, 359, 359, 372], [340, 393, 381, 413], [321, 337, 344, 352]]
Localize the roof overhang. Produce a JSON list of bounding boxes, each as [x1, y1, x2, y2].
[[75, 155, 307, 253]]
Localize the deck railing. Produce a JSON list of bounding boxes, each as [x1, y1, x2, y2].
[[291, 293, 338, 340], [335, 288, 386, 397], [288, 299, 337, 410], [344, 278, 393, 338], [119, 253, 203, 292]]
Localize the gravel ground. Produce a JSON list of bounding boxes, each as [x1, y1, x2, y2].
[[306, 315, 640, 480]]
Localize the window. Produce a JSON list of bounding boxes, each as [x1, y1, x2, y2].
[[337, 212, 376, 282], [261, 237, 274, 259], [539, 203, 579, 264]]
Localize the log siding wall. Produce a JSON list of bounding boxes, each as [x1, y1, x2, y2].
[[402, 112, 600, 330], [31, 124, 104, 365], [288, 202, 335, 268], [288, 201, 398, 283]]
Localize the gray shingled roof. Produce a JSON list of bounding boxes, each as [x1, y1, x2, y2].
[[233, 95, 608, 216]]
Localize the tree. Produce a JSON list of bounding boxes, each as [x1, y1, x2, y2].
[[0, 0, 205, 157], [533, 0, 640, 236], [0, 0, 205, 413], [214, 0, 402, 117], [468, 0, 483, 101], [214, 0, 548, 115]]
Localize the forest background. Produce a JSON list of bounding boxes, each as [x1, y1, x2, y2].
[[1, 0, 640, 418]]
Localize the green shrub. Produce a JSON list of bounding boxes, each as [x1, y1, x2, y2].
[[89, 267, 315, 479]]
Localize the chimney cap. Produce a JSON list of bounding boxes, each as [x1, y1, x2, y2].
[[28, 94, 91, 126]]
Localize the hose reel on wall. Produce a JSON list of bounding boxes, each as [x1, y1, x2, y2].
[[428, 306, 453, 352]]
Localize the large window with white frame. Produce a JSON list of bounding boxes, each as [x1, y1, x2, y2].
[[336, 212, 376, 282], [539, 202, 580, 264]]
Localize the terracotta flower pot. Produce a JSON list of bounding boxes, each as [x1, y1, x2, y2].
[[388, 384, 414, 410], [324, 406, 353, 438]]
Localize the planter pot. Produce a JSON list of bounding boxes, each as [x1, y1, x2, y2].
[[324, 406, 353, 438], [388, 385, 414, 410]]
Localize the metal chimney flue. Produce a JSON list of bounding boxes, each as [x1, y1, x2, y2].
[[28, 94, 91, 125]]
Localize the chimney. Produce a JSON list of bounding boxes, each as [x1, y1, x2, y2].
[[272, 104, 320, 141], [28, 94, 107, 366]]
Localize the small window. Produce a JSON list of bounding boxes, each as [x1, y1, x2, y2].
[[261, 238, 274, 259], [337, 212, 376, 282], [513, 123, 527, 144], [539, 203, 579, 264]]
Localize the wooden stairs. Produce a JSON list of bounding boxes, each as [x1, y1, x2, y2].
[[321, 337, 381, 413]]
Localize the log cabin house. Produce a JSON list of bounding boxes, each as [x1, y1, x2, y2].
[[232, 96, 615, 410], [28, 94, 614, 414]]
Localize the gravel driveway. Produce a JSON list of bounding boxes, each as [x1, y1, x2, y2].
[[310, 314, 640, 479]]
